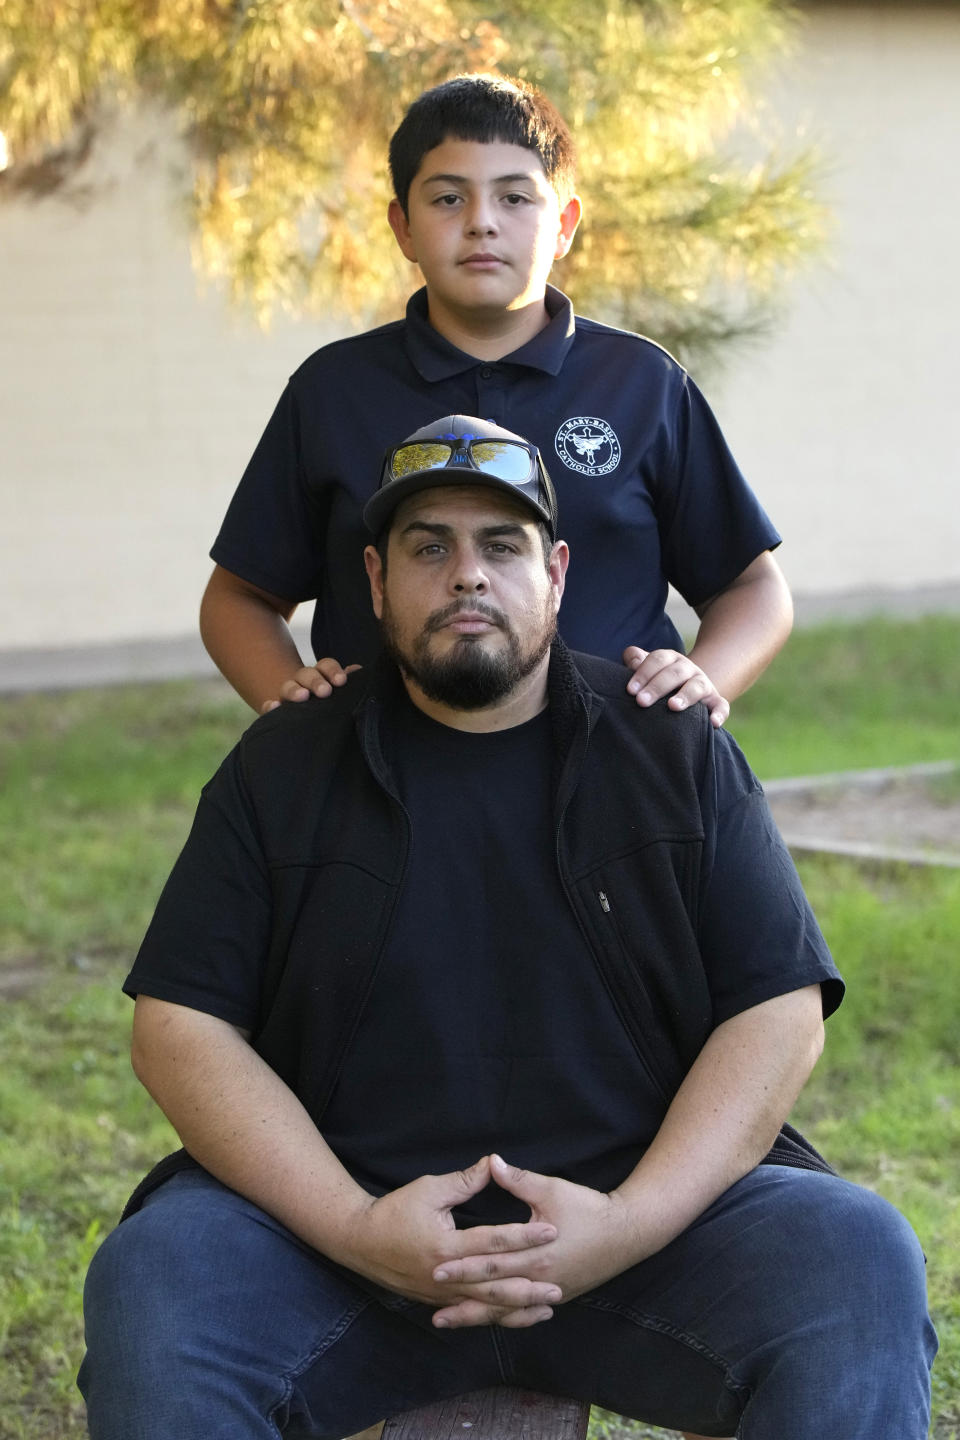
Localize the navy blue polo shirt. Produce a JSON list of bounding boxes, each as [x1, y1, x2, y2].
[[211, 287, 780, 667]]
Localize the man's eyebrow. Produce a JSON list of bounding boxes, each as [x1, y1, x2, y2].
[[398, 521, 453, 539], [476, 522, 529, 541], [397, 519, 531, 542]]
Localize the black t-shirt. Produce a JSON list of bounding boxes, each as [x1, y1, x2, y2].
[[320, 697, 665, 1223], [124, 690, 843, 1217]]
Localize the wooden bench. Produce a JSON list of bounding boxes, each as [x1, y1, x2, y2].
[[384, 1387, 588, 1438], [348, 1390, 723, 1438]]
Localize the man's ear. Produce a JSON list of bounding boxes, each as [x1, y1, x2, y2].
[[387, 198, 418, 263], [364, 545, 385, 619], [549, 540, 570, 608], [555, 195, 582, 259]]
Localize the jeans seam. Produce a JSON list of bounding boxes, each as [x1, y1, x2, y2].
[[267, 1293, 375, 1436], [574, 1293, 749, 1406], [489, 1325, 515, 1386]]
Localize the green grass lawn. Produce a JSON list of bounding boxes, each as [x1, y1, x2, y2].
[[727, 612, 960, 778], [0, 617, 957, 1439]]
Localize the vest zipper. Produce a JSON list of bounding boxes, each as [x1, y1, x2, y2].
[[553, 705, 673, 1107]]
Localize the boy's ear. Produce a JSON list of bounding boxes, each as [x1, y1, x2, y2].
[[387, 198, 418, 263], [555, 195, 582, 259]]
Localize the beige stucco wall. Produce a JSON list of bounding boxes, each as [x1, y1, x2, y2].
[[1, 2, 958, 656], [0, 118, 337, 651], [712, 2, 960, 599]]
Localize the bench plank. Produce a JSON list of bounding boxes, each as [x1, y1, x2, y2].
[[380, 1387, 590, 1439]]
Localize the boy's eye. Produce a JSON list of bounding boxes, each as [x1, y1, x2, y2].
[[503, 192, 532, 206], [432, 193, 462, 207]]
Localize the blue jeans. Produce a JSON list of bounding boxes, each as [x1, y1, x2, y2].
[[78, 1165, 936, 1440]]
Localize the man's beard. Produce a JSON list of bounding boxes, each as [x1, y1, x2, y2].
[[380, 596, 556, 711]]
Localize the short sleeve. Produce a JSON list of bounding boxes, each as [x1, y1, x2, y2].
[[658, 375, 781, 608], [698, 730, 844, 1025], [123, 751, 272, 1030], [210, 383, 328, 602]]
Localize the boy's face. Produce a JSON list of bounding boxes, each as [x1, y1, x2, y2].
[[388, 138, 581, 337]]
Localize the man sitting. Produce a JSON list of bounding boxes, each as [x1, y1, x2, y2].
[[79, 416, 936, 1440]]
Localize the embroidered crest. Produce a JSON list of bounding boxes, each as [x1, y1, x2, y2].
[[554, 417, 621, 476]]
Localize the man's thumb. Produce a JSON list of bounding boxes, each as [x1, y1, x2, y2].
[[489, 1153, 546, 1202], [444, 1155, 492, 1202]]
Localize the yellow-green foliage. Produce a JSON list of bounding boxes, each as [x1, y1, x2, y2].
[[0, 0, 824, 363]]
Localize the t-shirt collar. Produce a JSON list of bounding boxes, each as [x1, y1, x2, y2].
[[403, 285, 576, 381]]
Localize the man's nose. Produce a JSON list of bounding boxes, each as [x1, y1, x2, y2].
[[451, 548, 489, 592]]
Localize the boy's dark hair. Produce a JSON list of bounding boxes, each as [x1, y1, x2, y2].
[[389, 73, 577, 214]]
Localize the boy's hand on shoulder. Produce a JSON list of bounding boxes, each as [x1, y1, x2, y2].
[[623, 646, 729, 729], [259, 658, 363, 714]]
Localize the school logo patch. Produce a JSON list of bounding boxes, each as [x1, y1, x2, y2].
[[554, 417, 621, 476]]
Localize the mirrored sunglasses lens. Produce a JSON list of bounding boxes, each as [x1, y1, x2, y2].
[[470, 441, 532, 481], [390, 443, 453, 478]]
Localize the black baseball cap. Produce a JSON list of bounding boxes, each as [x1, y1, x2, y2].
[[363, 415, 559, 540]]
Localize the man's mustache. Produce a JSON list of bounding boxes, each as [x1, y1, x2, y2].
[[424, 599, 510, 633]]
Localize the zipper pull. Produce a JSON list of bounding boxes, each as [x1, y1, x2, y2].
[[598, 890, 611, 913]]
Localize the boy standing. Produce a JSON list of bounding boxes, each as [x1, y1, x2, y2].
[[200, 74, 792, 723]]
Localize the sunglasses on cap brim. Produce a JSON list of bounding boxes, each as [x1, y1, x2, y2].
[[384, 435, 542, 486]]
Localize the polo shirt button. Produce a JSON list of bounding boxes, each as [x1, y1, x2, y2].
[[481, 366, 493, 378]]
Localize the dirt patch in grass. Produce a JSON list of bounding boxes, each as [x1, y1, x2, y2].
[[766, 762, 960, 865], [0, 946, 124, 999]]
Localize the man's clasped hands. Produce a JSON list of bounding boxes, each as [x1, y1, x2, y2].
[[339, 1152, 642, 1331]]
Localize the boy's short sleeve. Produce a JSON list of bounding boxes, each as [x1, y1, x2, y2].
[[123, 751, 271, 1030], [656, 374, 781, 609], [698, 730, 844, 1025], [210, 383, 327, 602]]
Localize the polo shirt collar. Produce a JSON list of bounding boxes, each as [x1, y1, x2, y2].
[[403, 285, 576, 381]]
